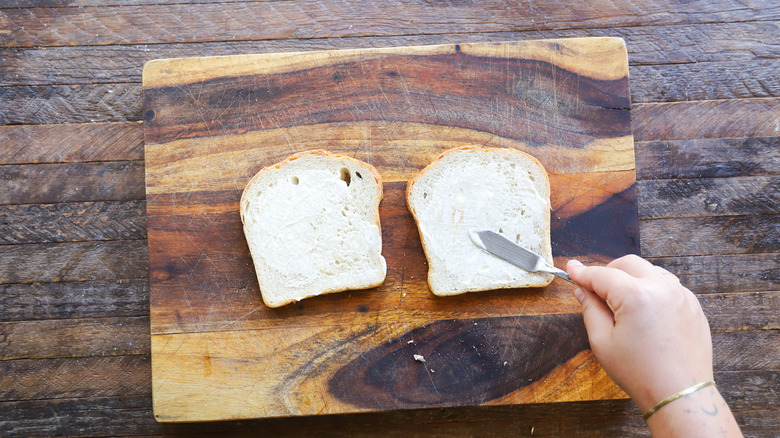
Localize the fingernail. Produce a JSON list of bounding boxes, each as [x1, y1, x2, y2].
[[573, 287, 585, 303], [568, 259, 583, 267]]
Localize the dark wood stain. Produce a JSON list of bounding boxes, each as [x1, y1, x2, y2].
[[144, 52, 630, 148], [328, 313, 589, 409], [552, 185, 640, 258]]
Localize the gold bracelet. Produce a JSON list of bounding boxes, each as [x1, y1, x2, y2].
[[642, 380, 716, 420]]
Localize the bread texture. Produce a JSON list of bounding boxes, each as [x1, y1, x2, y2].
[[406, 146, 554, 296], [240, 150, 386, 308]]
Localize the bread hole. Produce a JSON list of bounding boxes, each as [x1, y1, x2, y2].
[[498, 228, 504, 233], [423, 192, 427, 199], [527, 171, 535, 181], [355, 171, 363, 179], [515, 234, 521, 242], [340, 168, 351, 186], [290, 176, 299, 185]]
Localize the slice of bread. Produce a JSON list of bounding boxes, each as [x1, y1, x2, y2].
[[406, 146, 554, 296], [240, 150, 386, 308]]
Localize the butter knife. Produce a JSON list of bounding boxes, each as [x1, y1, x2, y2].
[[469, 230, 574, 284]]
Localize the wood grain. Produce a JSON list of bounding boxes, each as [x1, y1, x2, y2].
[[651, 253, 780, 294], [3, 21, 778, 87], [638, 175, 780, 219], [144, 38, 637, 421], [0, 200, 146, 244], [2, 384, 778, 438], [2, 0, 778, 435], [632, 97, 780, 141], [0, 241, 148, 284], [0, 280, 149, 321], [0, 122, 144, 164], [0, 355, 151, 401], [700, 292, 780, 333], [0, 161, 145, 205], [640, 214, 779, 257], [0, 316, 150, 360], [0, 84, 141, 125], [3, 1, 777, 48], [635, 137, 780, 180], [3, 330, 774, 401]]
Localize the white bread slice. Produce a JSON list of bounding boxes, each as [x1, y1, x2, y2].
[[240, 150, 386, 308], [406, 146, 554, 296]]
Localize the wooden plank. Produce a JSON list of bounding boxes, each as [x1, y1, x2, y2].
[[0, 161, 145, 205], [0, 396, 160, 438], [713, 331, 780, 372], [632, 97, 780, 141], [630, 59, 780, 102], [0, 367, 775, 436], [637, 175, 780, 219], [1, 330, 769, 404], [735, 409, 780, 438], [0, 84, 141, 125], [650, 253, 779, 294], [0, 280, 149, 321], [0, 122, 144, 164], [2, 0, 777, 48], [635, 137, 780, 180], [0, 240, 148, 284], [0, 316, 150, 360], [0, 200, 146, 244], [640, 214, 779, 257], [0, 355, 150, 401], [2, 21, 777, 86], [699, 292, 780, 333], [1, 390, 778, 437]]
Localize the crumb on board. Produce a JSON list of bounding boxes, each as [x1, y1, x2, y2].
[[413, 354, 426, 363], [407, 340, 414, 344]]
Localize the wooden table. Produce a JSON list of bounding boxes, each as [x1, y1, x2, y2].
[[1, 1, 777, 436]]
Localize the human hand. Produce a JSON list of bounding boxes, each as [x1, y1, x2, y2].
[[565, 255, 713, 413]]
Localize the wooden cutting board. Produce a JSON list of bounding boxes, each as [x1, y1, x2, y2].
[[143, 37, 638, 422]]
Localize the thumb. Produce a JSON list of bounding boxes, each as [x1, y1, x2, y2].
[[573, 286, 615, 344]]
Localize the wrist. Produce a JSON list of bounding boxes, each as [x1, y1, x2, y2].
[[642, 380, 716, 420], [645, 385, 742, 437]]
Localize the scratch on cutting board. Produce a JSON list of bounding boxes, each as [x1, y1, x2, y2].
[[395, 66, 414, 110], [203, 346, 212, 378]]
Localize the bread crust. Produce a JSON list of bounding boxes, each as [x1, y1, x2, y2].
[[240, 149, 385, 308], [405, 145, 550, 206], [406, 145, 554, 296], [241, 149, 383, 225]]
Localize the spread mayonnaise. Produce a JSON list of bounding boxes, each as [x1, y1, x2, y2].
[[416, 160, 549, 288]]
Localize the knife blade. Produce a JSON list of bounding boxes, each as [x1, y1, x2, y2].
[[468, 230, 574, 284]]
